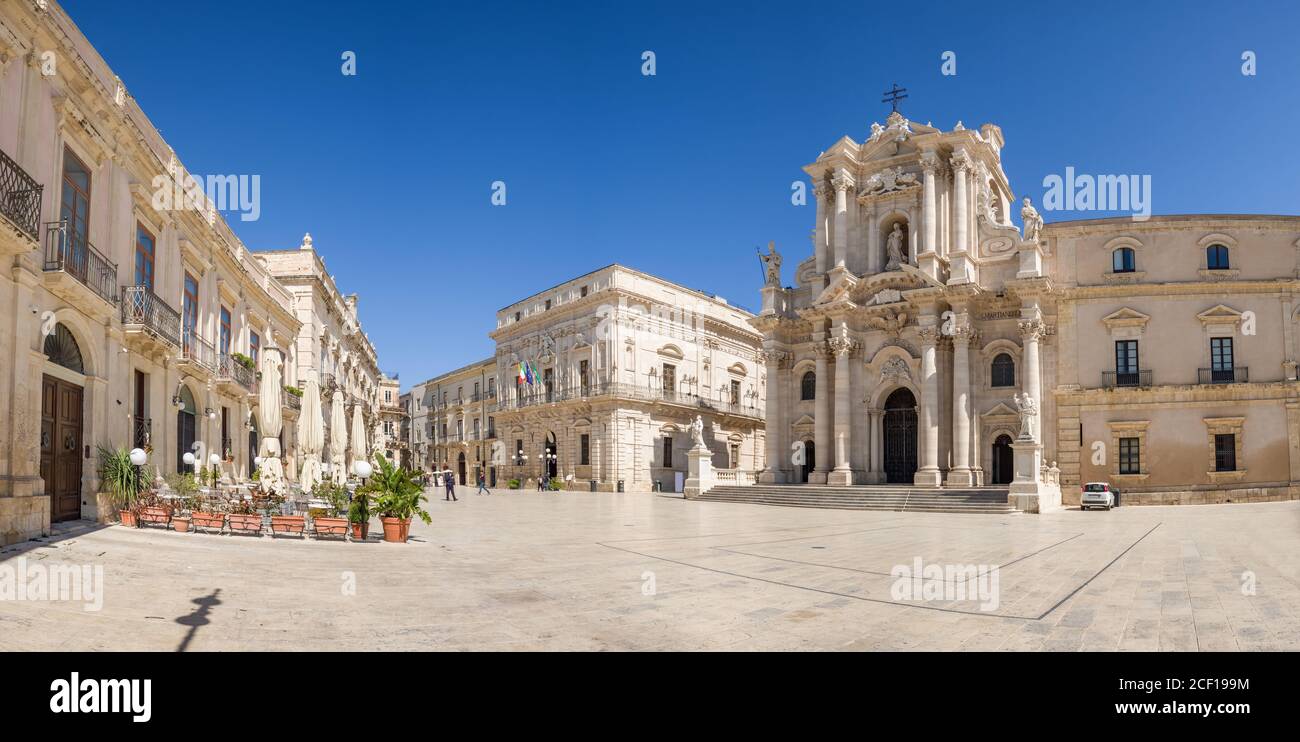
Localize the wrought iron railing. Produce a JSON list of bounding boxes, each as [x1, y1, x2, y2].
[[284, 388, 302, 411], [44, 220, 118, 305], [1199, 367, 1248, 385], [121, 285, 181, 347], [0, 148, 42, 240], [217, 353, 258, 393], [1101, 370, 1152, 388], [133, 416, 152, 450], [498, 380, 763, 417], [180, 327, 216, 371]]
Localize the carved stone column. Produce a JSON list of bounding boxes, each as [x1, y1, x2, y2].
[[828, 324, 857, 486], [947, 323, 976, 486], [915, 324, 943, 486], [868, 408, 884, 483], [811, 339, 832, 483], [1018, 317, 1046, 442], [832, 169, 854, 270], [920, 153, 939, 266], [950, 151, 972, 284], [814, 185, 829, 275], [759, 349, 788, 483]]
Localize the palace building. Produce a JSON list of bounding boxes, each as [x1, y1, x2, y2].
[[752, 107, 1300, 510]]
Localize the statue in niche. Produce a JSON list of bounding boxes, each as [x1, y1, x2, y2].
[[885, 222, 907, 271], [759, 241, 782, 286], [1021, 197, 1043, 243]]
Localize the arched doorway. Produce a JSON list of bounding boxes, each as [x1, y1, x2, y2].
[[42, 323, 85, 523], [176, 385, 197, 474], [457, 451, 467, 485], [544, 432, 558, 479], [798, 439, 815, 483], [991, 434, 1014, 485], [883, 388, 918, 484]]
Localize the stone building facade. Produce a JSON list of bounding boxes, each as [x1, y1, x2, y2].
[[0, 2, 380, 544], [756, 108, 1300, 509], [490, 265, 765, 492], [409, 358, 497, 484], [376, 373, 405, 466]]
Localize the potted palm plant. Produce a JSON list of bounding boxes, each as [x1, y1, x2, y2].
[[366, 454, 431, 543], [98, 445, 144, 527], [348, 490, 371, 541]]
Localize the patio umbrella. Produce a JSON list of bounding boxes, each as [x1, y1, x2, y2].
[[297, 372, 324, 492], [329, 390, 347, 486], [350, 403, 368, 471], [257, 347, 286, 496]]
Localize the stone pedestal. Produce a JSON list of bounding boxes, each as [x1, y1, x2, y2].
[[1008, 437, 1061, 513], [684, 446, 715, 499]]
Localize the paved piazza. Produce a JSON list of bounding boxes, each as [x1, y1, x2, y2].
[[3, 492, 1299, 651]]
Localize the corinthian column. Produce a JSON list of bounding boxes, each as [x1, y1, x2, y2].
[[759, 349, 787, 483], [946, 322, 976, 486], [811, 339, 832, 483], [814, 185, 828, 275], [920, 153, 939, 254], [827, 323, 857, 486], [915, 324, 943, 486], [832, 169, 854, 270], [1018, 317, 1046, 442]]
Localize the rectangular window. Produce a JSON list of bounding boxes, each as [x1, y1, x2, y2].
[[219, 307, 232, 355], [544, 368, 554, 402], [730, 443, 740, 470], [545, 299, 552, 311], [580, 285, 589, 298], [1119, 437, 1140, 475], [1215, 434, 1236, 472], [579, 359, 590, 395], [580, 434, 590, 466], [663, 436, 673, 469], [487, 378, 495, 395], [250, 331, 260, 365], [663, 364, 676, 400], [60, 147, 91, 266], [487, 416, 495, 438], [516, 439, 524, 460], [135, 223, 156, 290], [1210, 337, 1234, 383], [730, 380, 741, 406], [1114, 340, 1138, 385]]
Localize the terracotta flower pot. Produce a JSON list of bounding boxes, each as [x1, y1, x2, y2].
[[118, 509, 139, 528], [350, 521, 370, 541], [270, 515, 305, 536], [138, 505, 173, 526], [191, 512, 226, 531], [173, 517, 191, 533], [313, 516, 349, 538], [380, 516, 410, 543]]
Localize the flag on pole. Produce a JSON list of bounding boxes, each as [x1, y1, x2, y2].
[[517, 362, 527, 384]]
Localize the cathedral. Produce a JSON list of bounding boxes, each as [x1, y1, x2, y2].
[[751, 106, 1300, 511]]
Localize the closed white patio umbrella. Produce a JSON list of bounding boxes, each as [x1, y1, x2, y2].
[[350, 403, 368, 472], [258, 347, 286, 496], [329, 390, 347, 486], [297, 372, 324, 492]]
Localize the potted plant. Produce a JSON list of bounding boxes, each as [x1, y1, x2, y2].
[[366, 454, 431, 543], [266, 493, 305, 536], [98, 445, 144, 527], [348, 490, 371, 541], [507, 478, 521, 490], [226, 496, 263, 535], [191, 493, 227, 532], [166, 473, 200, 533], [312, 483, 350, 538]]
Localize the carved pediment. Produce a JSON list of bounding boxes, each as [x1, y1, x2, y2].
[[1196, 304, 1243, 326], [983, 402, 1019, 419], [1101, 307, 1151, 330]]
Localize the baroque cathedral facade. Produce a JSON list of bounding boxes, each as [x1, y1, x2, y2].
[[753, 109, 1300, 511]]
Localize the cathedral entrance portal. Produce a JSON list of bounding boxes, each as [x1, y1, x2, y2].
[[883, 388, 918, 484]]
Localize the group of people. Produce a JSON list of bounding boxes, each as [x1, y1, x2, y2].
[[421, 469, 491, 501]]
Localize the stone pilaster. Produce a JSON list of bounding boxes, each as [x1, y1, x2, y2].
[[811, 338, 831, 483], [949, 151, 972, 284], [831, 169, 854, 270], [947, 323, 976, 486], [758, 349, 789, 483], [827, 325, 857, 485], [918, 152, 941, 279], [915, 323, 942, 486]]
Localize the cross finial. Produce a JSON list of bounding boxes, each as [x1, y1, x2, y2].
[[882, 83, 908, 113]]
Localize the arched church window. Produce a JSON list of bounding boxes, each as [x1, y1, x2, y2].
[[1207, 244, 1230, 270], [1112, 247, 1135, 274], [43, 323, 85, 374], [991, 353, 1015, 388], [800, 371, 816, 401]]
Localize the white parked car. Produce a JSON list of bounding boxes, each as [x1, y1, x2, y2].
[[1080, 482, 1118, 511]]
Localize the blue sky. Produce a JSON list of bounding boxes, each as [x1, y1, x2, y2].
[[62, 0, 1300, 388]]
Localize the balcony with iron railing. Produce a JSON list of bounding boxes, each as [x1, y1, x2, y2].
[[43, 220, 118, 308], [1199, 367, 1249, 385], [498, 379, 763, 418], [1101, 370, 1152, 389], [179, 327, 216, 374], [121, 285, 181, 349], [217, 353, 258, 394], [0, 148, 42, 243], [283, 388, 303, 412]]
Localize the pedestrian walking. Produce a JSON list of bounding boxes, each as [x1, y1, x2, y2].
[[476, 473, 490, 495], [444, 470, 458, 501]]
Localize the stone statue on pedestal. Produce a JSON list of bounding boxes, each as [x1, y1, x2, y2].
[[759, 241, 782, 286], [1014, 392, 1038, 440], [1021, 197, 1043, 243], [690, 415, 706, 449]]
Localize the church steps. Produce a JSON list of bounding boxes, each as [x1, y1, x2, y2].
[[697, 485, 1016, 514]]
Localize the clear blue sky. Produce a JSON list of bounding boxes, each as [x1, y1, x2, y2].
[[61, 0, 1300, 388]]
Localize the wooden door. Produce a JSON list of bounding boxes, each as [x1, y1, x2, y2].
[[42, 375, 84, 522]]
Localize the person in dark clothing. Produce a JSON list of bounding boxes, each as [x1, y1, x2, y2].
[[476, 473, 490, 495], [444, 472, 457, 501]]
